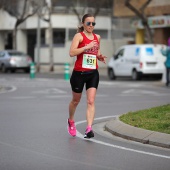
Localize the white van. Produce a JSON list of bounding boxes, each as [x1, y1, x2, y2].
[[107, 44, 166, 80]]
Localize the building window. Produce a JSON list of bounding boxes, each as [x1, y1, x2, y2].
[[69, 29, 77, 41], [94, 30, 108, 39], [53, 29, 65, 45]]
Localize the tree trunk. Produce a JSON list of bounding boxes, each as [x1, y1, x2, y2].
[[125, 0, 153, 43], [143, 20, 153, 43], [47, 2, 53, 72], [13, 23, 17, 50], [49, 17, 53, 72]]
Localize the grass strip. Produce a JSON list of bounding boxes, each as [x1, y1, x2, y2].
[[119, 104, 170, 134]]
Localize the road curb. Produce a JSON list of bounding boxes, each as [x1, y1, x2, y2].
[[105, 116, 170, 149]]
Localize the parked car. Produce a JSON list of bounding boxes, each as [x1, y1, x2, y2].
[[0, 50, 32, 73], [107, 44, 166, 80]]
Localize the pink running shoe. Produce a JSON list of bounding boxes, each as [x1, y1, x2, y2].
[[67, 119, 76, 137]]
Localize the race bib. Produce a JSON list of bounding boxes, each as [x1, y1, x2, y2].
[[82, 54, 96, 69]]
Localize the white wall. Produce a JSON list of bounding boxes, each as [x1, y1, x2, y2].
[[0, 9, 111, 31], [17, 30, 27, 52], [0, 10, 15, 30], [0, 9, 113, 71], [34, 41, 72, 63], [99, 40, 114, 67], [23, 14, 111, 30], [34, 40, 113, 67]]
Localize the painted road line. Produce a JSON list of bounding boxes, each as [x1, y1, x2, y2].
[[32, 88, 67, 94], [76, 116, 170, 160], [0, 86, 17, 94], [10, 96, 36, 99]]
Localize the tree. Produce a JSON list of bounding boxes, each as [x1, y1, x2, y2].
[[44, 0, 54, 72], [38, 0, 112, 72], [38, 0, 57, 72], [71, 0, 112, 25], [0, 0, 40, 49], [34, 0, 47, 72], [35, 0, 55, 72], [124, 0, 153, 43]]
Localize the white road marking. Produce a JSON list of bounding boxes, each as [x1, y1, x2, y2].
[[99, 81, 116, 85], [32, 88, 67, 94], [99, 81, 145, 88], [10, 96, 36, 99], [0, 86, 17, 94], [45, 95, 70, 98], [121, 89, 169, 96], [76, 116, 170, 159], [122, 89, 135, 94]]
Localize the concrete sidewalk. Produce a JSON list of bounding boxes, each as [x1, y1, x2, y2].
[[105, 116, 170, 149]]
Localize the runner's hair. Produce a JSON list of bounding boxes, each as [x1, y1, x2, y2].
[[77, 14, 94, 33]]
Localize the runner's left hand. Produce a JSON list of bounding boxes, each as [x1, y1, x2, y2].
[[97, 54, 107, 64]]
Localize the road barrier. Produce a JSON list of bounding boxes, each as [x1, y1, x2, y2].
[[64, 63, 70, 80], [30, 62, 36, 79]]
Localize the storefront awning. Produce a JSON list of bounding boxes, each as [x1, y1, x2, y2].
[[131, 15, 170, 29]]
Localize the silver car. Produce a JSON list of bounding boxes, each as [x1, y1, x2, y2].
[[0, 50, 32, 73]]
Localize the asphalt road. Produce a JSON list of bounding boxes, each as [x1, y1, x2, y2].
[[0, 72, 170, 170]]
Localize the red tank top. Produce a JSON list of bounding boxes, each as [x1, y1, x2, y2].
[[74, 32, 99, 71]]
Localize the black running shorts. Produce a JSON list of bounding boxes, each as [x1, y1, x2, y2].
[[70, 69, 99, 93]]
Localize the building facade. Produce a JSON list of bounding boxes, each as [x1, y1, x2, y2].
[[113, 0, 170, 45], [0, 0, 113, 71]]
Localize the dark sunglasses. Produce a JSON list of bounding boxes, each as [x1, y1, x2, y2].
[[86, 22, 96, 26]]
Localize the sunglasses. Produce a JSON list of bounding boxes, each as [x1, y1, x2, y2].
[[86, 22, 96, 26]]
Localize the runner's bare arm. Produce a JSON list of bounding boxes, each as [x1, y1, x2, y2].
[[69, 33, 83, 57], [69, 33, 98, 57]]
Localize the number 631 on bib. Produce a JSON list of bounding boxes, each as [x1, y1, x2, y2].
[[82, 54, 96, 69]]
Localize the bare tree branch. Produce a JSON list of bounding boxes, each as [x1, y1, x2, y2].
[[20, 0, 28, 19], [124, 0, 153, 43], [1, 0, 43, 49], [71, 0, 111, 24], [125, 0, 144, 19], [72, 6, 81, 23], [140, 0, 152, 13]]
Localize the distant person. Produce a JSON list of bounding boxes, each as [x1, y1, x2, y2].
[[67, 14, 106, 138], [161, 37, 170, 87]]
